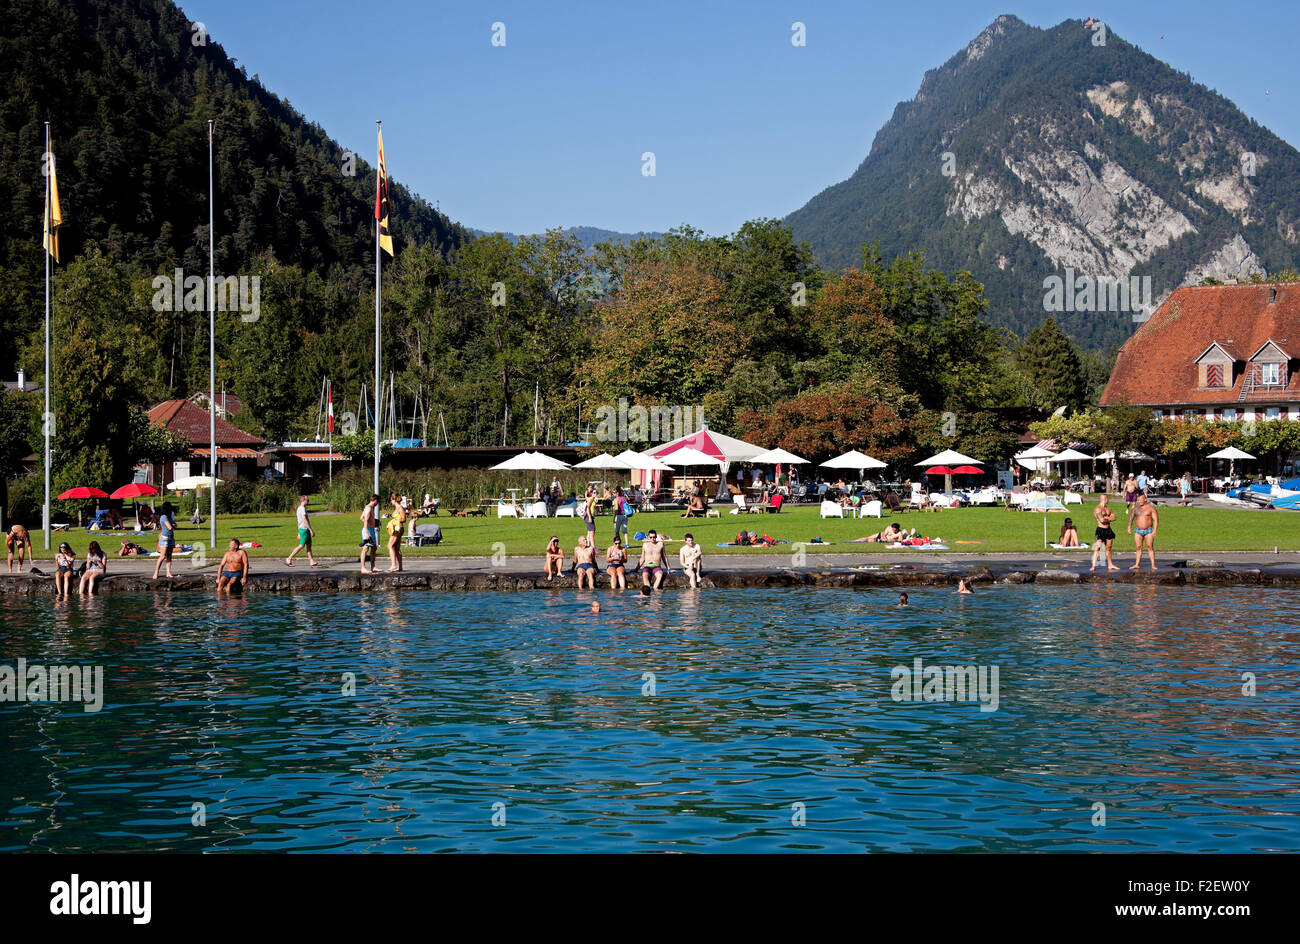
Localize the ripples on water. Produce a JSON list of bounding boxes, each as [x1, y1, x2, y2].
[[1, 585, 1298, 852]]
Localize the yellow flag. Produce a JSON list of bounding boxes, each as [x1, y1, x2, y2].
[[43, 148, 63, 263], [375, 129, 394, 257]]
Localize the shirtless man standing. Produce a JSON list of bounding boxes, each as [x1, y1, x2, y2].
[[572, 535, 598, 589], [1090, 494, 1120, 572], [216, 538, 250, 593], [678, 533, 702, 588], [1127, 493, 1159, 571], [6, 524, 31, 573], [359, 494, 380, 573], [640, 529, 667, 591]]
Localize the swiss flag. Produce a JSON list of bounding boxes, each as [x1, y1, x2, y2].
[[327, 381, 335, 434]]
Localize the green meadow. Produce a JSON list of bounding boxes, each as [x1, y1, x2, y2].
[[28, 499, 1300, 563]]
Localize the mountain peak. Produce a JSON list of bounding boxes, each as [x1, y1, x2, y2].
[[787, 17, 1300, 353], [964, 14, 1027, 64]]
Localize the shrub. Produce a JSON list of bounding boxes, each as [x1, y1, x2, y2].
[[214, 480, 301, 515], [317, 465, 617, 512]]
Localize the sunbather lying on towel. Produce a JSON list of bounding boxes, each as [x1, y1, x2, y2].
[[856, 522, 909, 543]]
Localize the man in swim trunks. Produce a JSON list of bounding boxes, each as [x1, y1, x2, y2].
[[6, 524, 30, 572], [286, 495, 317, 567], [1091, 493, 1120, 572], [678, 533, 702, 588], [1127, 493, 1159, 571], [572, 535, 598, 589], [640, 529, 667, 590], [216, 538, 250, 593], [359, 494, 380, 573]]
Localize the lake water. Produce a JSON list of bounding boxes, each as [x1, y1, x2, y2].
[[2, 585, 1298, 852]]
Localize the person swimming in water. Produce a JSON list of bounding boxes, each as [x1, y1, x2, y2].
[[956, 577, 973, 594]]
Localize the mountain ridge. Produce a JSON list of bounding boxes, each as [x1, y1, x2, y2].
[[785, 14, 1300, 352]]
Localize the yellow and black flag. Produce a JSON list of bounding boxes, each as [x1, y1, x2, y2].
[[43, 139, 63, 263], [375, 128, 394, 257]]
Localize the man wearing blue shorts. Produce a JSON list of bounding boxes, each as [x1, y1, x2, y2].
[[216, 539, 250, 593], [1127, 493, 1159, 571]]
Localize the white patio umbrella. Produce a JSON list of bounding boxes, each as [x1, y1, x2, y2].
[[490, 451, 573, 495], [572, 452, 633, 486], [821, 449, 888, 484], [167, 475, 224, 490], [1015, 444, 1057, 474], [915, 449, 982, 494], [1047, 448, 1093, 481], [659, 446, 723, 467], [751, 447, 809, 465], [1208, 446, 1255, 476]]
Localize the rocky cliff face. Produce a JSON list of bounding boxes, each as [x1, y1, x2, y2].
[[786, 15, 1300, 351]]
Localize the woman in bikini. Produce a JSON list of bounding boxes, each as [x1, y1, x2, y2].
[[386, 494, 406, 572], [80, 540, 107, 594], [605, 538, 628, 590], [544, 536, 565, 580], [54, 542, 76, 595]]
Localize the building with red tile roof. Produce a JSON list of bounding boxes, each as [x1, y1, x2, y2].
[[146, 399, 265, 485], [1101, 282, 1300, 423]]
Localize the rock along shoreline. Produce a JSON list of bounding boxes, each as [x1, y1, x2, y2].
[[0, 565, 1295, 595]]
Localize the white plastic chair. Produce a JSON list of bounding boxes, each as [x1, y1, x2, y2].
[[522, 501, 548, 518], [857, 499, 882, 519], [820, 500, 844, 518], [497, 503, 520, 518], [1063, 490, 1083, 505], [554, 501, 578, 518], [731, 494, 748, 515]]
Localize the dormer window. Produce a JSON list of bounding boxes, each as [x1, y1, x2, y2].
[[1205, 363, 1225, 388], [1262, 363, 1282, 386]]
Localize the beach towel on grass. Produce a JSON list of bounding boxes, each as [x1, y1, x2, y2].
[[886, 542, 950, 550], [715, 541, 791, 547], [1049, 543, 1090, 550]]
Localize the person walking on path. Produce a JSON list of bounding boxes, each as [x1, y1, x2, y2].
[[1090, 494, 1120, 572], [151, 502, 177, 579], [1127, 493, 1159, 571], [285, 496, 317, 567], [581, 486, 599, 554], [1178, 472, 1193, 507], [611, 487, 629, 547], [360, 494, 380, 573]]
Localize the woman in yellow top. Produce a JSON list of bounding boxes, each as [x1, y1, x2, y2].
[[386, 494, 406, 572]]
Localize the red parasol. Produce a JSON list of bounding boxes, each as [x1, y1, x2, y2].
[[57, 487, 109, 499], [950, 465, 983, 475], [110, 483, 159, 499], [925, 466, 952, 475]]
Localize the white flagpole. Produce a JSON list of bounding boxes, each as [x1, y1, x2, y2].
[[327, 379, 333, 485], [373, 120, 382, 497], [208, 119, 217, 550], [42, 122, 52, 550]]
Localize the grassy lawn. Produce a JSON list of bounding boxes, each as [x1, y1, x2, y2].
[[25, 499, 1300, 561]]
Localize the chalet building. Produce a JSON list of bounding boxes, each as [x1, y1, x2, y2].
[[1101, 283, 1300, 423], [146, 399, 265, 484]]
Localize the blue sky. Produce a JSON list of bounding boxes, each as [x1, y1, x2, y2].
[[180, 1, 1300, 236]]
